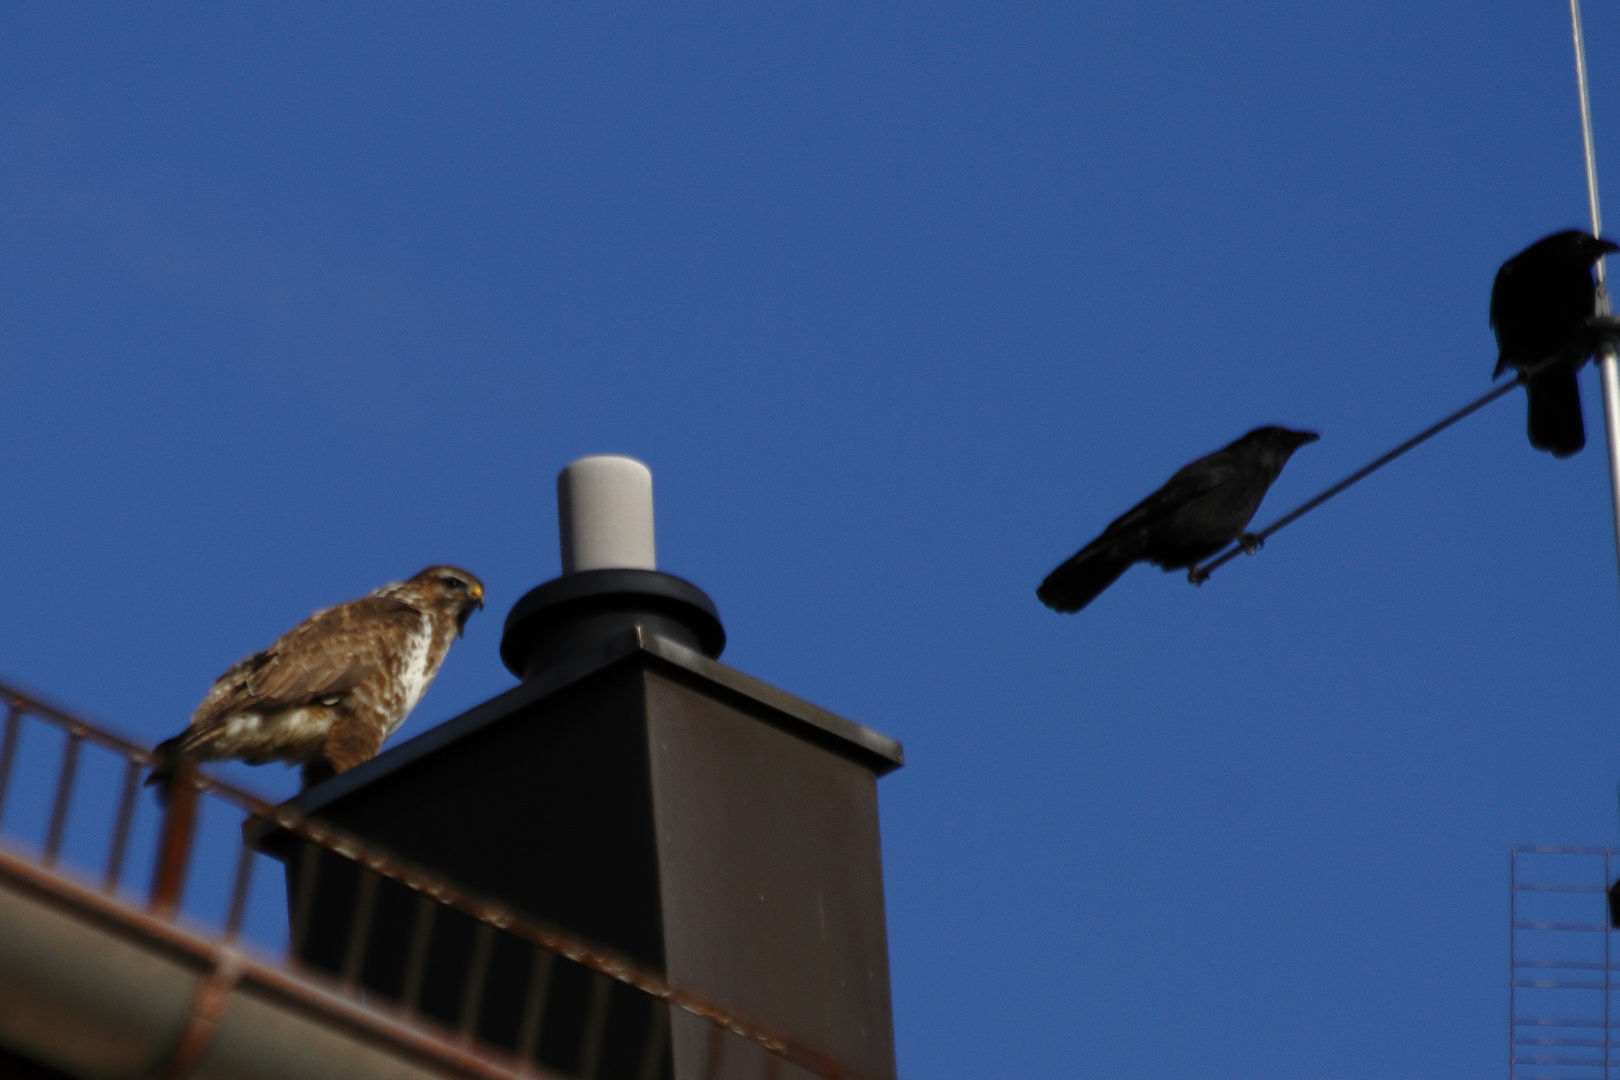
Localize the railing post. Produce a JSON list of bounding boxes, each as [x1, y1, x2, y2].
[[151, 760, 199, 919], [0, 704, 22, 828]]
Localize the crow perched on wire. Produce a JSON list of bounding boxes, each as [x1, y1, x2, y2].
[[1037, 426, 1319, 613], [1491, 229, 1618, 458]]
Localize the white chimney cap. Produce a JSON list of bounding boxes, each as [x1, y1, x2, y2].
[[557, 455, 656, 574]]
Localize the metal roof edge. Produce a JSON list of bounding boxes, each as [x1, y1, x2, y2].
[[634, 630, 904, 774]]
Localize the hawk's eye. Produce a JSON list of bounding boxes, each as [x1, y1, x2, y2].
[[439, 576, 466, 590]]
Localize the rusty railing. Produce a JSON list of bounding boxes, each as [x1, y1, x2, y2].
[[0, 680, 865, 1080]]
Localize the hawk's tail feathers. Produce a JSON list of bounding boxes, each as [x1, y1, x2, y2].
[[1037, 545, 1136, 614]]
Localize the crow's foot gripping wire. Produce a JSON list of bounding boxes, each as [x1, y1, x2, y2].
[[1183, 366, 1537, 587]]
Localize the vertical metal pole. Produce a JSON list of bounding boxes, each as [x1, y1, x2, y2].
[[399, 894, 437, 1013], [0, 705, 22, 828], [1570, 0, 1620, 589], [577, 972, 613, 1080], [515, 946, 555, 1064], [43, 734, 82, 867], [1574, 0, 1604, 238], [457, 922, 497, 1039], [634, 1001, 669, 1080], [341, 871, 380, 990], [104, 760, 142, 893], [150, 760, 199, 919], [224, 842, 256, 943], [704, 1023, 725, 1080], [287, 841, 323, 961]]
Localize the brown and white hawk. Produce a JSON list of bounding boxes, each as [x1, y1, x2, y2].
[[151, 566, 484, 793]]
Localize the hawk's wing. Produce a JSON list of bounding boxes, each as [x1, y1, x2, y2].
[[190, 595, 426, 732]]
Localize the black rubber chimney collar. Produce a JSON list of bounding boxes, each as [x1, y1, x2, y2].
[[500, 568, 725, 680]]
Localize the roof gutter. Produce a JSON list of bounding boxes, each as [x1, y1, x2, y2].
[[0, 847, 543, 1080]]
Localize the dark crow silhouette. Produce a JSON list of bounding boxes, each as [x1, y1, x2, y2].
[[1037, 426, 1319, 613], [1491, 229, 1618, 458]]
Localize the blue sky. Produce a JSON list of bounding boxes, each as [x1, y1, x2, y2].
[[2, 4, 1619, 1077]]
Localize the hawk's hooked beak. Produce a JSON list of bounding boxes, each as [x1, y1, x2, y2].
[[457, 585, 484, 637]]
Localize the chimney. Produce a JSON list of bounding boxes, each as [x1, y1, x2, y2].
[[259, 456, 903, 1080]]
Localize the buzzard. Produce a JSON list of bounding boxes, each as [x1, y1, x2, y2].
[[150, 566, 484, 794]]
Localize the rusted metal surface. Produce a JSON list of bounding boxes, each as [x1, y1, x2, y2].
[[342, 869, 381, 989], [0, 678, 876, 1080], [150, 761, 199, 918], [577, 972, 613, 1079], [0, 684, 156, 764], [457, 923, 497, 1036], [402, 894, 437, 1012], [152, 951, 242, 1080], [223, 840, 256, 942], [0, 705, 21, 821], [0, 844, 546, 1080], [105, 759, 141, 892], [42, 733, 79, 867], [252, 821, 857, 1079]]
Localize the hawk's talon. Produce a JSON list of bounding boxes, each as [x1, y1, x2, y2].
[[1239, 533, 1263, 556]]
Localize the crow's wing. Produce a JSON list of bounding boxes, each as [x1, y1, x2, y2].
[[1035, 451, 1245, 613], [1091, 451, 1245, 547]]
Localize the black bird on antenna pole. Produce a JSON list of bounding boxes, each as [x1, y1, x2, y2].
[[1490, 229, 1618, 458], [1037, 426, 1319, 613]]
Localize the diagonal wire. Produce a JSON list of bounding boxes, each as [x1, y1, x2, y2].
[[1198, 4, 1618, 591], [1190, 357, 1567, 584]]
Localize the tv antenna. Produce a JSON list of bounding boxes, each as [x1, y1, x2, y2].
[[1569, 0, 1620, 588]]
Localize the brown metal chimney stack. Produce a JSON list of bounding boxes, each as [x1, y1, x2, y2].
[[264, 456, 903, 1080]]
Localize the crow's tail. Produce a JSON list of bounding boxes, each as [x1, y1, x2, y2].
[[1037, 546, 1135, 613], [1526, 362, 1586, 457]]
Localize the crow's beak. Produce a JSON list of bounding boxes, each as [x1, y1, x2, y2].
[[1597, 237, 1619, 256], [1293, 431, 1321, 447]]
